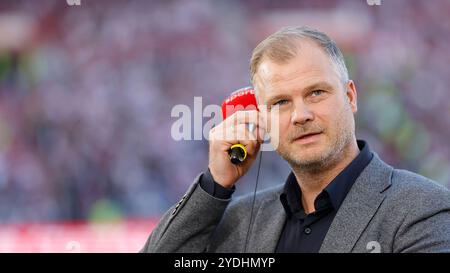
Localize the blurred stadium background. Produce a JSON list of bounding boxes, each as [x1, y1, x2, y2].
[[0, 0, 449, 252]]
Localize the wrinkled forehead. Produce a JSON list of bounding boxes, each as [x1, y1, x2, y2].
[[257, 40, 337, 85], [253, 41, 341, 102]]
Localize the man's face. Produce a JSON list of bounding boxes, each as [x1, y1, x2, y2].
[[255, 40, 358, 169]]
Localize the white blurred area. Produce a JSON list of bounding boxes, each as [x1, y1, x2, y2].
[[0, 219, 155, 252]]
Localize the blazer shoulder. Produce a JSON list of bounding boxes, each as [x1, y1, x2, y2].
[[389, 168, 450, 209]]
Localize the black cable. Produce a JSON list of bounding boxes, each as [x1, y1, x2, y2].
[[243, 150, 263, 252]]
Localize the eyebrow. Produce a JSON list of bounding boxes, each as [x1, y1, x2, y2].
[[265, 81, 335, 105], [303, 81, 335, 93]]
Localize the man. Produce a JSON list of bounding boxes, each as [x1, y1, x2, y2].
[[142, 26, 450, 253]]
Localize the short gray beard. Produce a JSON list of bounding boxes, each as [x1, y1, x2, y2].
[[286, 131, 352, 175], [278, 105, 355, 174]]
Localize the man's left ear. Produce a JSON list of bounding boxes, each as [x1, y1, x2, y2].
[[345, 80, 358, 113]]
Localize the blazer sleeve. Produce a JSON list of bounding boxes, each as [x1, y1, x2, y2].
[[140, 173, 232, 253]]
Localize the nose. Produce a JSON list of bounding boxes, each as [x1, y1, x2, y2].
[[290, 101, 314, 125]]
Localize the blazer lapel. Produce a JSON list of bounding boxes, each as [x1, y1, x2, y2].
[[319, 154, 393, 253], [246, 187, 287, 252]]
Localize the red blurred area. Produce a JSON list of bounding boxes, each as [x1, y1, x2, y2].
[[0, 219, 157, 253]]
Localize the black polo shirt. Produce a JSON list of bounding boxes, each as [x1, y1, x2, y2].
[[199, 140, 373, 253], [276, 140, 373, 252]]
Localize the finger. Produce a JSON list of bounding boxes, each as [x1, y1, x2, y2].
[[211, 123, 249, 145], [254, 125, 266, 144], [211, 120, 262, 153], [224, 110, 260, 127], [235, 124, 260, 142]]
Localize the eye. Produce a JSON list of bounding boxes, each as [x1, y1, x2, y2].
[[273, 99, 288, 106], [311, 90, 324, 97]]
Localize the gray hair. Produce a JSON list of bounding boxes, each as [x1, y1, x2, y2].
[[250, 26, 349, 85]]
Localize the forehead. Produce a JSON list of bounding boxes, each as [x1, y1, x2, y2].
[[255, 40, 340, 95]]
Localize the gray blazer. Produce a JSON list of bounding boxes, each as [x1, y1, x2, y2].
[[141, 153, 450, 253]]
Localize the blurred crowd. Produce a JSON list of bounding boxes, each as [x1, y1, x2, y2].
[[0, 0, 448, 224]]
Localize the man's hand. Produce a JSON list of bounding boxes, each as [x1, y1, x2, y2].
[[208, 110, 266, 189]]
